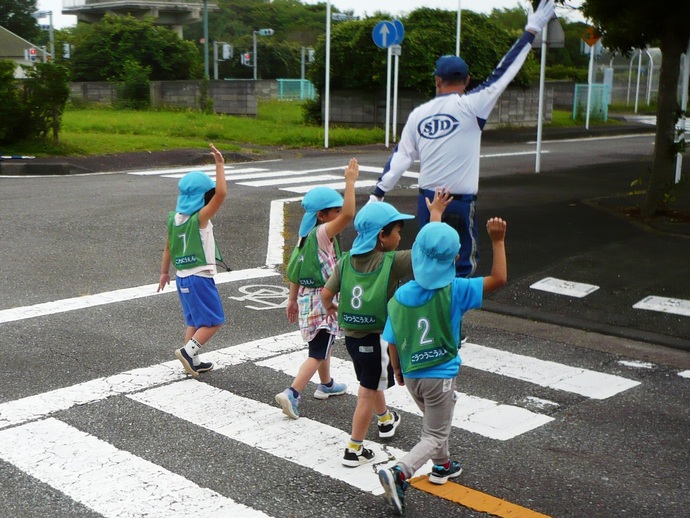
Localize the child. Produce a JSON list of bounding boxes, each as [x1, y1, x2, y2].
[[321, 189, 452, 467], [275, 158, 359, 419], [378, 218, 508, 516], [157, 143, 227, 378]]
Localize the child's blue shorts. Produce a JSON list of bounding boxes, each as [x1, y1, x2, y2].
[[176, 275, 226, 328]]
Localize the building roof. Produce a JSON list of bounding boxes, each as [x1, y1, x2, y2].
[[0, 25, 40, 60]]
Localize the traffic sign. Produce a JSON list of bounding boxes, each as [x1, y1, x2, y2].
[[372, 21, 397, 49], [392, 19, 404, 45], [581, 26, 601, 47]]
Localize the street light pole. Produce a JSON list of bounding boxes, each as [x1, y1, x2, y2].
[[203, 0, 209, 80], [253, 31, 258, 81]]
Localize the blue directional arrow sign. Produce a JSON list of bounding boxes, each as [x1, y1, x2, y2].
[[372, 21, 398, 49]]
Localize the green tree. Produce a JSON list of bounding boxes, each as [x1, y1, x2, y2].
[[0, 0, 40, 42], [22, 62, 71, 142], [307, 8, 535, 97], [579, 0, 690, 216], [69, 14, 202, 82], [0, 60, 30, 143]]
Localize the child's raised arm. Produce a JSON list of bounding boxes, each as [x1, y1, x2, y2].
[[483, 217, 507, 295], [325, 158, 359, 239], [425, 187, 453, 222], [199, 143, 226, 226]]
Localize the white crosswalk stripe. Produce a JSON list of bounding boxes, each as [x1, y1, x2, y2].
[[126, 163, 407, 194]]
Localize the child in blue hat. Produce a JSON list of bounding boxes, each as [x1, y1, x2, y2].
[[275, 158, 359, 419], [378, 217, 507, 515], [157, 144, 227, 378], [321, 189, 452, 467]]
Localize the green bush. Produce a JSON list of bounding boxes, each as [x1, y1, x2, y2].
[[0, 60, 30, 144]]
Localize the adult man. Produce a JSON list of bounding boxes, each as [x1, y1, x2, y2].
[[371, 0, 555, 280]]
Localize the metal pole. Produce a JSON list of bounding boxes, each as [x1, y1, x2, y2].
[[455, 1, 462, 56], [675, 38, 690, 184], [392, 50, 399, 143], [634, 49, 642, 113], [627, 53, 634, 106], [253, 31, 257, 81], [536, 23, 548, 173], [301, 47, 305, 101], [385, 46, 392, 148], [203, 0, 209, 80], [213, 41, 218, 80], [324, 2, 332, 148], [645, 49, 653, 105], [48, 11, 54, 59], [585, 41, 595, 130]]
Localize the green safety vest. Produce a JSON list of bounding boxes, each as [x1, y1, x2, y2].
[[286, 227, 341, 287], [387, 285, 457, 373], [167, 211, 208, 270], [338, 251, 395, 331], [167, 212, 223, 270]]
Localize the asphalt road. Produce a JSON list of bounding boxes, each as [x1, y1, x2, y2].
[[0, 132, 688, 518]]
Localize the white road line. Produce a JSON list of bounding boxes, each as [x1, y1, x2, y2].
[[0, 418, 268, 518], [267, 197, 301, 267], [528, 133, 654, 144], [632, 295, 690, 317], [0, 268, 278, 325], [530, 277, 600, 298], [257, 351, 553, 441], [480, 150, 549, 158], [0, 331, 304, 430], [679, 371, 690, 379], [462, 343, 640, 399], [282, 180, 378, 193], [239, 174, 341, 187], [129, 381, 432, 496]]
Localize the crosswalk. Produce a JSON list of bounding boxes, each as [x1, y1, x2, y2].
[[1, 323, 650, 517], [127, 163, 405, 193]]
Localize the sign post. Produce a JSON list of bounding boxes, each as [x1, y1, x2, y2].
[[581, 27, 602, 130], [372, 20, 403, 148]]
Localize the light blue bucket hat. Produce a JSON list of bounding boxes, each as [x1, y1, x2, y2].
[[298, 186, 344, 237], [176, 171, 216, 215], [412, 222, 460, 290], [351, 202, 414, 255]]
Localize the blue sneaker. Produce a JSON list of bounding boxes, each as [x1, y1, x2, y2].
[[275, 388, 300, 419], [175, 348, 200, 378], [429, 460, 462, 485], [378, 465, 407, 515], [314, 380, 347, 399]]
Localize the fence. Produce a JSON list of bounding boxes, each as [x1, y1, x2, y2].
[[573, 83, 610, 121], [276, 79, 316, 101]]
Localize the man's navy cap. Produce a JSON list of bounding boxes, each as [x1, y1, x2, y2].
[[433, 55, 469, 80]]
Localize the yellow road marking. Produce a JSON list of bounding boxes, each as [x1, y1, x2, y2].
[[410, 475, 552, 518]]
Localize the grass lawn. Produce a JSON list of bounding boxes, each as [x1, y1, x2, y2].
[[4, 101, 627, 158]]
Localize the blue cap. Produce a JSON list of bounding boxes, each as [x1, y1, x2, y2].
[[176, 171, 216, 214], [298, 186, 344, 237], [412, 222, 460, 290], [351, 202, 414, 255], [433, 55, 469, 80]]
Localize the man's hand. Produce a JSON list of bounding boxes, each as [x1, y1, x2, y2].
[[367, 194, 382, 205], [525, 0, 555, 33]]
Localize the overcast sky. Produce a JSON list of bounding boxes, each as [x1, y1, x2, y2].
[[38, 0, 584, 30]]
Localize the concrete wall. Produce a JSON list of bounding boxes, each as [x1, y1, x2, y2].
[[69, 80, 258, 116], [327, 84, 553, 131]]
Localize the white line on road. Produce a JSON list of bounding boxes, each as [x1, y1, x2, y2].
[[129, 381, 432, 496], [632, 296, 690, 317], [530, 277, 600, 298], [462, 342, 640, 399], [0, 331, 304, 430], [0, 268, 278, 325], [0, 418, 269, 518], [257, 351, 554, 441]]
